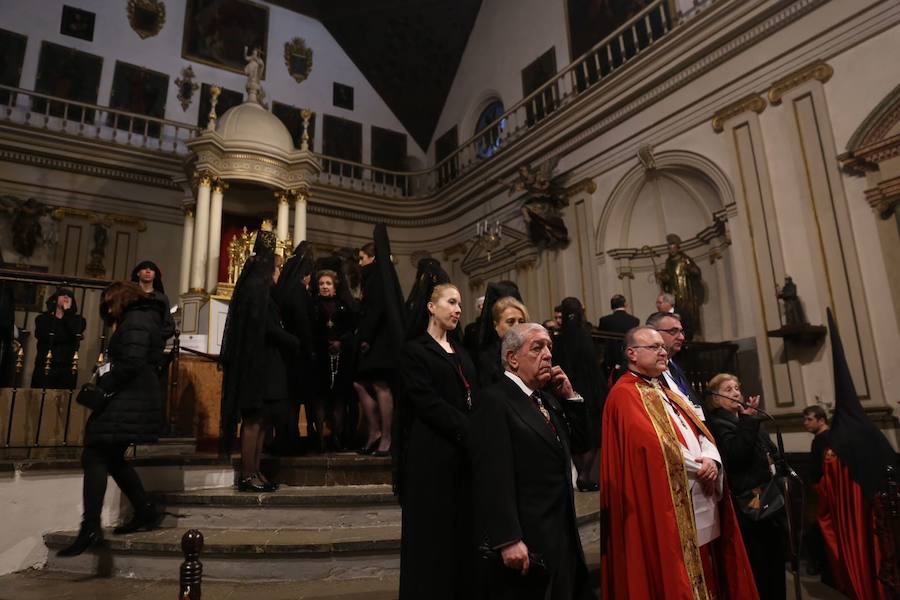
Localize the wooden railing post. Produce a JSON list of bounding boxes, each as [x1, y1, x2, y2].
[[179, 529, 204, 600]]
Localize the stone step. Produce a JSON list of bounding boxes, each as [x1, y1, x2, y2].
[[134, 437, 196, 458], [259, 454, 392, 486], [44, 492, 601, 582], [156, 484, 401, 529]]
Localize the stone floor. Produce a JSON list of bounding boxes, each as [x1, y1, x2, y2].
[[0, 564, 851, 600]]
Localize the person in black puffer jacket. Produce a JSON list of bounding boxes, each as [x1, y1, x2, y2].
[[57, 281, 166, 557], [705, 373, 787, 600]]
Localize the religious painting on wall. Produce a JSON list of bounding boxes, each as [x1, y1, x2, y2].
[[333, 82, 354, 110], [196, 83, 242, 128], [60, 5, 95, 42], [371, 126, 407, 186], [322, 115, 362, 178], [0, 29, 27, 105], [434, 125, 459, 186], [182, 0, 269, 76], [272, 101, 315, 150], [521, 48, 557, 127], [33, 42, 103, 123], [108, 61, 169, 138]]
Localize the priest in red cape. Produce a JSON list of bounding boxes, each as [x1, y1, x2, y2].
[[600, 326, 758, 599], [814, 310, 898, 600]]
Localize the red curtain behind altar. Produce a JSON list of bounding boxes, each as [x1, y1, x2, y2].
[[217, 213, 261, 285]]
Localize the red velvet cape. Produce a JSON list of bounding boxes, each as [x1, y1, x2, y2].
[[817, 451, 889, 600], [600, 372, 758, 599]]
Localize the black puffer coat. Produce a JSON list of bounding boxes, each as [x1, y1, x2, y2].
[[85, 296, 166, 445]]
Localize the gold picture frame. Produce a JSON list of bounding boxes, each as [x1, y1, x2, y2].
[[182, 0, 269, 77], [283, 37, 313, 84], [127, 0, 166, 40]]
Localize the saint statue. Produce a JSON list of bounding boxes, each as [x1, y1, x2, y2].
[[656, 233, 704, 336], [776, 276, 806, 326], [243, 47, 265, 104]]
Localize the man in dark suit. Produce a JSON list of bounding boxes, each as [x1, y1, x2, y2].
[[646, 311, 701, 408], [656, 292, 694, 341], [470, 323, 595, 600], [597, 294, 639, 382]]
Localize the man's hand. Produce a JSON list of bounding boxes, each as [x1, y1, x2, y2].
[[500, 541, 530, 575], [549, 365, 575, 399], [697, 457, 719, 495]]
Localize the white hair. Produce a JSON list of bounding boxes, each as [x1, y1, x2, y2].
[[501, 323, 547, 368]]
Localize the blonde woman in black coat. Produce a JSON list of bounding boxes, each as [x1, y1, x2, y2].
[[398, 282, 478, 600], [58, 281, 166, 557]]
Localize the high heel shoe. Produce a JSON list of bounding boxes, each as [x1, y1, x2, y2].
[[237, 474, 268, 493], [57, 523, 103, 557], [357, 436, 381, 455], [576, 478, 599, 492], [113, 503, 164, 534], [372, 444, 392, 458], [256, 472, 279, 492]]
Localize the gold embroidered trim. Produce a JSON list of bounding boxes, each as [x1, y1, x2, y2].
[[636, 381, 709, 600]]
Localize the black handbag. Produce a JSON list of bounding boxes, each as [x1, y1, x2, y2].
[[76, 382, 111, 411], [736, 477, 785, 521]]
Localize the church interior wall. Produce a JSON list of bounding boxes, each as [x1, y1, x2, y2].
[[0, 0, 424, 164]]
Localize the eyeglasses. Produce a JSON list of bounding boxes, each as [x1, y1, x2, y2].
[[656, 327, 684, 337], [629, 344, 668, 354]]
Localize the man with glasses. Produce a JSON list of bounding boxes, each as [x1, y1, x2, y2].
[[600, 326, 756, 599], [647, 311, 701, 412]]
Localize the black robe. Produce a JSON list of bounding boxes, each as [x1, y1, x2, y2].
[[398, 334, 478, 600]]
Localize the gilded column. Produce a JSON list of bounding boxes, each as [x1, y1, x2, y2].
[[179, 202, 195, 295], [190, 171, 212, 292], [206, 178, 228, 292], [292, 189, 308, 243], [275, 190, 290, 241]]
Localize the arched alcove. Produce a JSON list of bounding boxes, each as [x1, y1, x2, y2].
[[595, 150, 737, 340]]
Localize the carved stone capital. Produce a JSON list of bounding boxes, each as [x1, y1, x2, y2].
[[768, 60, 833, 105], [711, 94, 767, 133], [194, 170, 213, 188], [212, 178, 229, 194], [563, 178, 597, 198], [274, 190, 290, 204], [290, 188, 308, 204]]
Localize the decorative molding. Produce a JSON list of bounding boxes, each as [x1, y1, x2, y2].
[[865, 175, 900, 219], [193, 170, 213, 187], [847, 83, 900, 151], [767, 60, 833, 105], [839, 133, 900, 176], [127, 0, 166, 40], [0, 147, 180, 190], [51, 207, 147, 232], [174, 65, 198, 111], [562, 177, 597, 198], [711, 94, 766, 133]]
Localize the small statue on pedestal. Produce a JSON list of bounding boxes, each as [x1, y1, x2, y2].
[[243, 47, 265, 104], [777, 276, 807, 326]]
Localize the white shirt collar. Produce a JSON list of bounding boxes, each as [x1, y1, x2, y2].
[[504, 370, 535, 397]]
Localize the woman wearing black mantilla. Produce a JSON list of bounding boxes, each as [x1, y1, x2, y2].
[[397, 259, 479, 600]]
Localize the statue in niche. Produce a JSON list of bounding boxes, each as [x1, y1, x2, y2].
[[85, 222, 109, 276], [510, 157, 570, 250], [243, 46, 265, 104], [656, 233, 704, 336], [0, 196, 51, 259], [776, 276, 807, 326]]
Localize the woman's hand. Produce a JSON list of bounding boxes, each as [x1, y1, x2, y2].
[[740, 394, 760, 416]]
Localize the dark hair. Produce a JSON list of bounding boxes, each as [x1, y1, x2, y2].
[[610, 294, 627, 310], [553, 305, 562, 313], [360, 242, 375, 258], [646, 311, 681, 329], [802, 405, 828, 423], [101, 281, 149, 322]]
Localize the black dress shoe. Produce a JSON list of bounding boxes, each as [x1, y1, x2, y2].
[[576, 479, 599, 492], [357, 437, 381, 455], [113, 504, 163, 535], [237, 475, 268, 493], [57, 525, 103, 557], [372, 447, 392, 457], [256, 473, 279, 492]]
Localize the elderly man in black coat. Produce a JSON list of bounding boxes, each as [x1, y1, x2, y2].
[[470, 323, 595, 600]]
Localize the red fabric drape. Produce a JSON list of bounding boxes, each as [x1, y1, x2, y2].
[[816, 453, 888, 600], [217, 213, 261, 284]]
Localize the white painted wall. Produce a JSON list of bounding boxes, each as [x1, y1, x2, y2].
[[0, 0, 424, 165]]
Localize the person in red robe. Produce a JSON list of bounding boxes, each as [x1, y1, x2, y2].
[[813, 310, 898, 600], [600, 326, 758, 599]]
